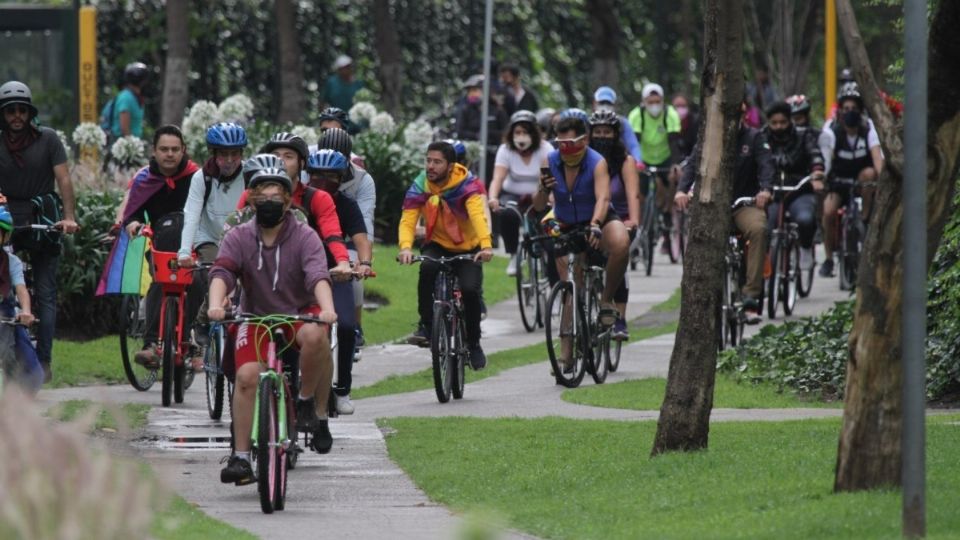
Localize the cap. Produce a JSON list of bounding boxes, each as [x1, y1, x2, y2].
[[642, 83, 665, 100], [593, 86, 617, 105], [463, 74, 485, 89], [332, 55, 353, 71]]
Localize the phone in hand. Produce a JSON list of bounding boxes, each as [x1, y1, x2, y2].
[[540, 166, 553, 190]]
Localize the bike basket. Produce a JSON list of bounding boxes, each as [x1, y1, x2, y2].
[[151, 250, 194, 286]]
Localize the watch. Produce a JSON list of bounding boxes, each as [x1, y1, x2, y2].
[[359, 261, 372, 267]]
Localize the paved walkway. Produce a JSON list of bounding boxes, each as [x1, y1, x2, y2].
[[39, 249, 858, 539]]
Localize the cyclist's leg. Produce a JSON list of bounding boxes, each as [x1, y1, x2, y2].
[[416, 243, 444, 331], [142, 282, 163, 346], [599, 218, 629, 307], [822, 192, 842, 260], [857, 166, 878, 222], [733, 206, 767, 300], [331, 280, 356, 397], [296, 309, 332, 408], [29, 248, 58, 367], [498, 193, 523, 256], [788, 194, 818, 249], [455, 253, 484, 347]]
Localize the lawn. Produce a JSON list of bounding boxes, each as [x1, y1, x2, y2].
[[562, 375, 843, 410], [47, 399, 152, 431], [50, 336, 128, 387], [153, 496, 256, 540], [383, 415, 960, 540]]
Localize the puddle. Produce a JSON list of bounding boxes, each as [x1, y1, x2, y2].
[[142, 435, 233, 451]]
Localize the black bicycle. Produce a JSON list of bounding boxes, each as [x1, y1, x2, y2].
[[832, 177, 873, 291], [719, 197, 755, 350], [766, 175, 811, 319], [631, 167, 661, 275], [502, 201, 552, 332]]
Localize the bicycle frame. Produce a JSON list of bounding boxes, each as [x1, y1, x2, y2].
[[152, 250, 198, 372]]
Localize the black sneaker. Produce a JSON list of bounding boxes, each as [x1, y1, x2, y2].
[[220, 455, 255, 485], [407, 323, 430, 347], [295, 397, 321, 432], [310, 419, 333, 454], [355, 326, 365, 348], [819, 258, 835, 278], [40, 362, 52, 384], [480, 298, 488, 320], [194, 322, 210, 347], [468, 344, 487, 371]]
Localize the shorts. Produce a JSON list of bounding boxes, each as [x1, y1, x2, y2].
[[233, 305, 325, 370]]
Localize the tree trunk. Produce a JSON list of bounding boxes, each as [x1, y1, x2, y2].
[[651, 0, 743, 456], [373, 0, 403, 116], [833, 0, 960, 492], [274, 0, 306, 124], [160, 0, 190, 126], [587, 0, 620, 87]]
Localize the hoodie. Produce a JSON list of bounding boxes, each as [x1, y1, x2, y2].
[[398, 163, 490, 251]]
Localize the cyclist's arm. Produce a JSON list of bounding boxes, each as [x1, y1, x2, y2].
[[465, 194, 493, 249], [353, 232, 373, 269], [804, 129, 825, 175], [397, 208, 420, 251], [355, 171, 376, 237], [311, 192, 349, 263], [207, 277, 228, 320], [489, 146, 510, 201], [666, 107, 684, 165], [53, 163, 77, 223], [818, 126, 836, 176], [622, 156, 641, 226], [756, 133, 775, 192], [301, 231, 336, 314], [14, 283, 32, 319], [591, 159, 612, 225], [533, 157, 551, 212], [677, 142, 700, 194], [621, 122, 643, 164], [178, 170, 206, 259], [867, 127, 884, 176]]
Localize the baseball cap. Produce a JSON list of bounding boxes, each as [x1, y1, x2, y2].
[[593, 86, 617, 105], [642, 83, 665, 100], [332, 55, 353, 71]]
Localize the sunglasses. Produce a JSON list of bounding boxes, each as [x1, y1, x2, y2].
[[555, 134, 587, 146], [3, 104, 30, 115]]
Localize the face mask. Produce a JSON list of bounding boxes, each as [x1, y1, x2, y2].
[[646, 104, 663, 117], [559, 144, 587, 167], [514, 134, 532, 151], [254, 200, 285, 228], [675, 106, 689, 119], [769, 128, 789, 141], [589, 137, 616, 157], [467, 95, 481, 105], [843, 110, 861, 128], [216, 156, 241, 177]]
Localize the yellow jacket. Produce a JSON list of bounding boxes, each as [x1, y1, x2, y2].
[[398, 164, 491, 251]]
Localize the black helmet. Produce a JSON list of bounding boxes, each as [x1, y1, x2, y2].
[[536, 108, 555, 133], [839, 67, 855, 84], [317, 127, 353, 158], [588, 109, 621, 133], [509, 109, 537, 129], [837, 82, 863, 109], [124, 62, 149, 86], [787, 94, 811, 115], [0, 81, 38, 117], [260, 132, 309, 161], [319, 107, 349, 128]]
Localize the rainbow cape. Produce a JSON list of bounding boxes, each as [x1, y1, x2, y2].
[[401, 165, 485, 244], [95, 228, 151, 296]]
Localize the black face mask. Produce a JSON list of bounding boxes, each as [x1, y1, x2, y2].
[[254, 200, 285, 228], [769, 128, 790, 142], [589, 137, 616, 157], [843, 110, 861, 128]]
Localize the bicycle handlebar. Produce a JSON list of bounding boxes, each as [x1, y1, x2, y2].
[[771, 175, 813, 193], [0, 316, 34, 327], [220, 312, 328, 325], [14, 224, 63, 233], [410, 254, 479, 265], [731, 197, 756, 209]]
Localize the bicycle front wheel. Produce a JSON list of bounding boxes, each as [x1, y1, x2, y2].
[[119, 293, 156, 391], [839, 219, 860, 291], [515, 244, 537, 332], [782, 242, 799, 316], [431, 304, 453, 403], [545, 282, 586, 388], [452, 314, 466, 400], [256, 376, 281, 514], [586, 289, 608, 385], [205, 325, 225, 420], [766, 241, 781, 320], [161, 297, 177, 407]]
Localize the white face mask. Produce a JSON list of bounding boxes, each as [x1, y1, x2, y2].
[[646, 104, 663, 117], [514, 134, 532, 151]]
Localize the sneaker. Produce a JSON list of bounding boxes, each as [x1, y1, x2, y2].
[[612, 318, 628, 341], [744, 309, 762, 325], [506, 254, 518, 276], [819, 257, 835, 278], [480, 298, 488, 320], [799, 247, 815, 271], [406, 323, 430, 347], [194, 322, 210, 347], [40, 362, 52, 384], [188, 345, 205, 373], [295, 397, 321, 432], [310, 419, 333, 454], [134, 344, 161, 370], [220, 455, 255, 485], [468, 344, 487, 371], [355, 327, 365, 348], [335, 394, 355, 415]]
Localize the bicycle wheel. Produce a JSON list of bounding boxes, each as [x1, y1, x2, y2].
[[797, 251, 815, 298], [719, 262, 732, 351], [119, 293, 156, 391], [586, 288, 608, 384], [256, 376, 281, 514], [766, 241, 781, 319], [161, 297, 177, 407], [430, 304, 453, 403], [533, 256, 549, 329], [644, 226, 656, 277], [606, 338, 622, 373], [451, 314, 466, 400], [205, 325, 225, 420], [173, 310, 186, 404], [545, 282, 586, 388], [515, 244, 537, 332], [782, 242, 799, 316], [839, 219, 859, 291]]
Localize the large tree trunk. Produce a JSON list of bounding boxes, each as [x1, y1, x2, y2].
[[587, 0, 620, 87], [160, 0, 190, 126], [373, 0, 402, 116], [834, 0, 960, 492], [274, 0, 306, 124], [651, 0, 743, 456]]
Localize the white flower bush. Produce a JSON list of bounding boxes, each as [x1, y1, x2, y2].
[[72, 122, 107, 150], [402, 120, 433, 152], [217, 93, 255, 124], [369, 112, 396, 136], [182, 100, 221, 159], [110, 136, 147, 168], [56, 130, 72, 162], [290, 125, 319, 146], [349, 101, 377, 124]]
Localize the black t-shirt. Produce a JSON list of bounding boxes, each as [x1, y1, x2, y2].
[[128, 173, 193, 225], [0, 127, 68, 224], [334, 193, 366, 238]]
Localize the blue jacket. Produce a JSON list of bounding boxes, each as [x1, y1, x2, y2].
[[548, 147, 605, 225]]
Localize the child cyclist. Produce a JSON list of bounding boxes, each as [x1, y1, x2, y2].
[[0, 205, 42, 393]]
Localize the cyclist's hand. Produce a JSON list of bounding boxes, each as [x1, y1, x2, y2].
[[357, 263, 373, 278], [623, 219, 638, 232], [588, 224, 603, 249], [125, 221, 141, 238], [56, 219, 79, 234], [474, 248, 494, 263], [16, 311, 34, 326], [674, 191, 691, 211], [812, 179, 825, 193], [755, 190, 772, 210], [330, 260, 353, 281], [208, 306, 226, 322], [488, 198, 501, 212], [317, 311, 338, 325], [397, 249, 414, 265], [178, 255, 195, 268], [539, 171, 557, 191]]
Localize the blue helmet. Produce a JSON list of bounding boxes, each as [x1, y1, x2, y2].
[[306, 149, 349, 174], [206, 122, 248, 149], [442, 138, 467, 164], [559, 107, 589, 126], [0, 205, 13, 233]]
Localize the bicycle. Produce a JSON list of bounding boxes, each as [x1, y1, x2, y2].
[[0, 316, 42, 394], [632, 166, 661, 275], [832, 177, 873, 291], [765, 175, 812, 319], [544, 225, 612, 388], [719, 197, 755, 350], [501, 200, 552, 332]]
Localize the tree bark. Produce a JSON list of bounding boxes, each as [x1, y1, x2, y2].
[[274, 0, 306, 124], [651, 0, 743, 456], [834, 0, 960, 492], [587, 0, 620, 87], [160, 0, 190, 126], [373, 0, 403, 116]]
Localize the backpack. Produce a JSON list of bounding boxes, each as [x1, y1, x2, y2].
[[99, 98, 116, 134]]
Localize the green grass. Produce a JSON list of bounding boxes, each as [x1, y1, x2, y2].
[[51, 336, 128, 387], [153, 496, 257, 540], [383, 415, 960, 540], [650, 286, 682, 313], [47, 399, 151, 431], [563, 375, 843, 410]]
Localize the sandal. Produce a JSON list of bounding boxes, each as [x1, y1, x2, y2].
[[598, 303, 619, 327]]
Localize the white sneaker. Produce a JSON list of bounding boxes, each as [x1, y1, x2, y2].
[[506, 254, 518, 276], [335, 394, 355, 415], [799, 247, 815, 271]]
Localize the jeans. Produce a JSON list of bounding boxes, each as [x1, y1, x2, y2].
[[417, 243, 483, 346], [766, 193, 818, 249], [331, 279, 356, 396], [29, 249, 58, 365]]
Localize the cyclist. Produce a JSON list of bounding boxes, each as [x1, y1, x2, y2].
[[818, 83, 884, 278], [762, 101, 825, 272], [398, 141, 492, 370], [177, 123, 248, 351], [591, 86, 642, 164], [0, 80, 79, 382], [488, 110, 555, 276], [120, 125, 201, 368], [676, 99, 774, 324], [533, 115, 630, 335], [536, 108, 557, 141], [671, 93, 699, 160], [0, 204, 42, 393], [209, 165, 337, 484], [786, 94, 814, 129], [588, 109, 640, 340], [305, 149, 372, 415]]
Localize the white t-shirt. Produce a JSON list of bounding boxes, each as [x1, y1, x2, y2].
[[494, 141, 555, 196]]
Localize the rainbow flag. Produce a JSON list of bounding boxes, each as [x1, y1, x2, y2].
[[96, 229, 152, 296]]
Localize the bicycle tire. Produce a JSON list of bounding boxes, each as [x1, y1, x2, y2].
[[545, 282, 586, 388], [586, 286, 608, 384], [452, 314, 466, 400], [766, 241, 781, 320], [515, 244, 537, 332], [840, 218, 859, 291], [205, 325, 225, 420], [284, 387, 298, 471], [256, 376, 280, 514], [431, 304, 452, 403], [719, 262, 732, 351], [119, 293, 156, 391], [782, 242, 799, 316], [606, 338, 622, 372], [533, 256, 548, 329], [644, 227, 655, 277], [797, 255, 815, 298], [161, 297, 177, 407]]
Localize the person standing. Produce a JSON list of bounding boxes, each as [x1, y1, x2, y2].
[[107, 62, 149, 140], [322, 55, 364, 111], [0, 80, 79, 382], [454, 74, 509, 187], [498, 64, 539, 113]]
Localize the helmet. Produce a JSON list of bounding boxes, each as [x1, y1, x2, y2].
[[536, 108, 555, 133], [839, 67, 855, 84], [260, 132, 308, 161], [319, 107, 349, 128], [123, 62, 149, 85], [0, 205, 13, 233], [837, 82, 863, 108], [786, 94, 811, 115], [317, 127, 353, 158], [442, 139, 467, 164], [559, 108, 589, 124], [0, 81, 37, 116], [589, 109, 621, 133], [509, 110, 537, 129], [247, 166, 293, 193], [306, 149, 349, 174], [205, 122, 248, 149], [242, 153, 285, 183]]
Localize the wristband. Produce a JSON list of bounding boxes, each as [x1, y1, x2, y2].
[[359, 261, 372, 267]]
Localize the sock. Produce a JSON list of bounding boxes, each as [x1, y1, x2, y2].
[[298, 393, 312, 402], [317, 414, 328, 421], [237, 451, 251, 462]]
